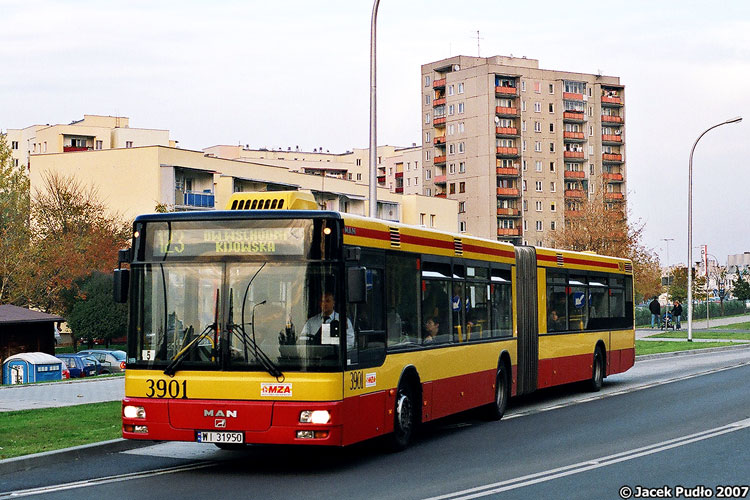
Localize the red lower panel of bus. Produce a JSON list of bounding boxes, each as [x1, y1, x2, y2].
[[123, 397, 348, 446], [537, 347, 635, 389]]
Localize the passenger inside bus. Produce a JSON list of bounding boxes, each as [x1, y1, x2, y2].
[[422, 316, 441, 344], [300, 292, 354, 349]]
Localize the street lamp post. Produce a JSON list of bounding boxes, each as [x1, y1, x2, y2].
[[687, 116, 742, 342], [368, 0, 381, 218]]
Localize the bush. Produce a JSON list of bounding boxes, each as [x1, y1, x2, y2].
[[635, 306, 651, 327]]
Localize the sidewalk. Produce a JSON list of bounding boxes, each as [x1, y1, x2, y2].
[[637, 313, 750, 342], [0, 376, 124, 412]]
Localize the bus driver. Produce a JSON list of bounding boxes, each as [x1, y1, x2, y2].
[[301, 292, 354, 350]]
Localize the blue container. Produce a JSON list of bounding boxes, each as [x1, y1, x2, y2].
[[2, 352, 64, 385]]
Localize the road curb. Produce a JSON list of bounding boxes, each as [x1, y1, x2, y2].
[[636, 341, 750, 361], [0, 438, 156, 475]]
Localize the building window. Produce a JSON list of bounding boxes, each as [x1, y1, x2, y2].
[[535, 181, 542, 192], [448, 124, 455, 135], [43, 142, 47, 152], [534, 81, 541, 93], [536, 220, 543, 231], [521, 120, 527, 132], [406, 178, 410, 187], [459, 182, 465, 193], [348, 173, 353, 180], [524, 220, 528, 231], [550, 181, 556, 192], [458, 142, 465, 153], [126, 141, 133, 148], [535, 161, 542, 172], [534, 102, 541, 112], [522, 100, 527, 112], [449, 162, 456, 174], [589, 125, 594, 136], [356, 158, 362, 166], [449, 183, 456, 194], [550, 142, 555, 153], [449, 144, 455, 155], [588, 145, 594, 155], [551, 221, 557, 231], [357, 173, 362, 181], [549, 83, 554, 94], [534, 121, 541, 133], [535, 201, 543, 211], [522, 160, 527, 171], [458, 122, 464, 133], [523, 180, 527, 191], [590, 164, 595, 175], [589, 106, 593, 116], [425, 169, 432, 180], [11, 141, 18, 149], [550, 162, 555, 172], [420, 213, 426, 225], [550, 202, 556, 212], [458, 82, 464, 94], [458, 102, 464, 113], [425, 113, 431, 124], [415, 176, 419, 185], [522, 140, 527, 152], [521, 81, 526, 92], [535, 142, 542, 152], [448, 84, 454, 96], [548, 103, 554, 113], [459, 161, 465, 173], [430, 215, 435, 227], [425, 131, 431, 143], [425, 94, 430, 105], [459, 201, 466, 213], [448, 104, 455, 115], [549, 123, 554, 133], [14, 159, 19, 167], [459, 221, 466, 232], [523, 200, 528, 211], [425, 75, 431, 87]]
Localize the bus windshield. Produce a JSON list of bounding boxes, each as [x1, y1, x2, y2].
[[129, 218, 344, 372]]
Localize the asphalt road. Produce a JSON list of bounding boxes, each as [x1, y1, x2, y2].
[[2, 348, 749, 500]]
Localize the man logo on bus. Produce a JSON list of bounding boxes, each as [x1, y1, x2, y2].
[[204, 409, 238, 418], [261, 383, 293, 397]]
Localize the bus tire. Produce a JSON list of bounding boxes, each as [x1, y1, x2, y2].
[[589, 346, 604, 392], [388, 383, 416, 452], [484, 363, 509, 421]]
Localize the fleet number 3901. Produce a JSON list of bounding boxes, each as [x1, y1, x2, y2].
[[146, 379, 188, 399]]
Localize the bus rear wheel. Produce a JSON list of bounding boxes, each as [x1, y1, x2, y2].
[[388, 384, 415, 452], [589, 347, 604, 392], [484, 364, 509, 421]]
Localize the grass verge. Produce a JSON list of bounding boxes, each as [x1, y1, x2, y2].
[[647, 330, 750, 340], [635, 340, 738, 356], [0, 401, 121, 460], [713, 321, 750, 330]]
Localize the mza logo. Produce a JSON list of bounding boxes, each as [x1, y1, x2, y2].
[[365, 372, 377, 388], [261, 383, 293, 397]]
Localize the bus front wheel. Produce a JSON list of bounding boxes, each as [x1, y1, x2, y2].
[[589, 347, 605, 392], [388, 384, 415, 451]]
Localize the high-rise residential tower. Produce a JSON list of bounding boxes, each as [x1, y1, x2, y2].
[[420, 55, 626, 246]]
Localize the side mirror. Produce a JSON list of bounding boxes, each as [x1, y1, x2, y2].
[[113, 268, 130, 303], [347, 267, 367, 304]]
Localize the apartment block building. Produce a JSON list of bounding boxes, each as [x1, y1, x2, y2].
[[6, 114, 174, 170], [421, 55, 626, 245]]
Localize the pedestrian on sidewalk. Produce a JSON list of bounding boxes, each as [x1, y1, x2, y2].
[[649, 297, 661, 328], [672, 300, 683, 330]]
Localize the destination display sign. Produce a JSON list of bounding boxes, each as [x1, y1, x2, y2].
[[145, 220, 309, 259]]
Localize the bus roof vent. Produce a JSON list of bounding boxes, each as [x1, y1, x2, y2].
[[389, 227, 401, 247], [454, 237, 463, 255], [624, 262, 633, 273], [225, 190, 318, 211], [556, 253, 564, 266]]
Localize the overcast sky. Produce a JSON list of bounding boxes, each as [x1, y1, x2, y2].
[[2, 0, 749, 266]]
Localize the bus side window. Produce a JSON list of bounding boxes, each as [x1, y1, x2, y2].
[[385, 253, 420, 347], [347, 268, 385, 367]]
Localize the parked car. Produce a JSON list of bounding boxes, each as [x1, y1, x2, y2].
[[76, 350, 126, 374], [80, 355, 103, 375], [56, 354, 97, 378]]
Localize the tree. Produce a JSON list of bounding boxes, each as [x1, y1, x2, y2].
[[67, 272, 128, 349], [0, 133, 31, 305], [732, 271, 750, 301], [557, 188, 661, 303], [667, 266, 707, 303], [24, 172, 130, 316]]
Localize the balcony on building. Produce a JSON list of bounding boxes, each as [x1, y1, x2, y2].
[[63, 134, 95, 152], [433, 136, 446, 145], [434, 175, 447, 185], [602, 114, 624, 124], [564, 189, 585, 199], [175, 189, 215, 209], [377, 175, 386, 184], [601, 89, 623, 107], [433, 97, 446, 107], [564, 170, 586, 179], [604, 192, 625, 201], [497, 228, 521, 237], [495, 85, 518, 96], [497, 207, 521, 216], [603, 153, 624, 163], [563, 131, 586, 142], [496, 147, 519, 157], [603, 172, 624, 182], [602, 134, 623, 145], [496, 106, 519, 117], [497, 187, 520, 197], [496, 166, 520, 177], [435, 191, 447, 198], [495, 126, 519, 137], [395, 171, 403, 179], [434, 116, 447, 126], [433, 78, 446, 89], [563, 92, 584, 101], [434, 155, 447, 165], [563, 150, 585, 161], [563, 111, 585, 123], [395, 187, 404, 193]]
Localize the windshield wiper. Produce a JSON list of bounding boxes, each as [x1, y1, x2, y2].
[[164, 289, 219, 376], [231, 287, 284, 381]]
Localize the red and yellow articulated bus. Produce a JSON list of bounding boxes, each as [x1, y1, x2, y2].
[[114, 191, 634, 450]]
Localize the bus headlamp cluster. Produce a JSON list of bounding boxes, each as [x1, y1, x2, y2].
[[123, 405, 146, 419], [299, 410, 330, 424]]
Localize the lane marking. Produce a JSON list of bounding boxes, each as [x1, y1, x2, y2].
[[0, 462, 216, 499], [426, 418, 750, 500]]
